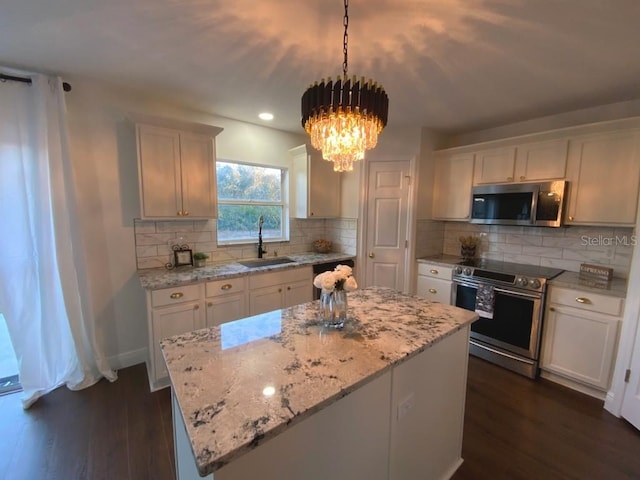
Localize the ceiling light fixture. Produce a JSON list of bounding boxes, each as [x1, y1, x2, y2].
[[301, 0, 389, 172], [259, 112, 274, 121]]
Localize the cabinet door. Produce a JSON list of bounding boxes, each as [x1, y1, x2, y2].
[[152, 301, 203, 381], [179, 132, 216, 218], [206, 293, 246, 326], [432, 153, 474, 220], [283, 279, 313, 308], [514, 139, 568, 182], [541, 304, 620, 390], [137, 124, 182, 218], [473, 146, 517, 184], [290, 145, 341, 218], [249, 285, 284, 316], [416, 276, 452, 304], [566, 131, 640, 225]]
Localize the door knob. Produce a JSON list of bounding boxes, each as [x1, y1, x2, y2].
[[368, 252, 375, 258]]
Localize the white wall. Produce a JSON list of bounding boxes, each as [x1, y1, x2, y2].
[[65, 77, 307, 367]]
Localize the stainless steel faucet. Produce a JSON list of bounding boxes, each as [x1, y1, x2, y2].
[[257, 215, 266, 258]]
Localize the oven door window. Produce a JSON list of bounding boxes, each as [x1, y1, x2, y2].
[[472, 292, 534, 351]]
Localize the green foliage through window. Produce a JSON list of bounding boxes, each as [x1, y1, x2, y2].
[[216, 161, 288, 243]]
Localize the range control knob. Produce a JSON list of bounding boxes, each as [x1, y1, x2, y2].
[[463, 267, 473, 276], [516, 276, 528, 287], [529, 278, 542, 289], [454, 266, 463, 275]]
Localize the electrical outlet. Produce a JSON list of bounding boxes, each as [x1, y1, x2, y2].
[[397, 393, 415, 420]]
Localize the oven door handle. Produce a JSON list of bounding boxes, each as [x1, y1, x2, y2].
[[493, 287, 542, 300]]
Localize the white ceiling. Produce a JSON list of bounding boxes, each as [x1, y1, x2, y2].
[[1, 0, 639, 135]]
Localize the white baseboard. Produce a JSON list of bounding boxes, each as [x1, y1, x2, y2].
[[108, 347, 147, 371]]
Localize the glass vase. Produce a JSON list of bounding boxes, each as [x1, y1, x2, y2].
[[320, 289, 348, 329]]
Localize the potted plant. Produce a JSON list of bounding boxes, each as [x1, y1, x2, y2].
[[193, 252, 209, 268]]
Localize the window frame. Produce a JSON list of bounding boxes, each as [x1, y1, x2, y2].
[[215, 159, 290, 246]]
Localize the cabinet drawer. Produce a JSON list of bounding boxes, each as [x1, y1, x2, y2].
[[416, 276, 452, 304], [206, 276, 246, 298], [151, 284, 201, 308], [417, 263, 454, 280], [249, 266, 312, 289], [549, 287, 624, 316]]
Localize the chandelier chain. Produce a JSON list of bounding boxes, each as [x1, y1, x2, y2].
[[343, 0, 349, 78]]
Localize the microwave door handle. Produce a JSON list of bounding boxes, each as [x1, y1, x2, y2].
[[493, 287, 541, 300]]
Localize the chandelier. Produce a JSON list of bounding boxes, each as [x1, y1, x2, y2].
[[301, 0, 389, 172]]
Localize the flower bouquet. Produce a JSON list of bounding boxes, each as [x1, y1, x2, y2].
[[313, 264, 357, 328]]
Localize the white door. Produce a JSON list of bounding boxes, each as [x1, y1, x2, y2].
[[621, 308, 640, 430], [364, 160, 411, 291]]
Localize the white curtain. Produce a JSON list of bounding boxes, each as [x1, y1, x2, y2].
[[0, 73, 116, 408]]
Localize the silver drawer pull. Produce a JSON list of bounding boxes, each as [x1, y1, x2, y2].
[[430, 269, 439, 274], [575, 297, 592, 304], [428, 288, 437, 294], [169, 292, 184, 299], [220, 284, 232, 291]]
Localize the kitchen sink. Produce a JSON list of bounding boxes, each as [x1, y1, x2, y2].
[[238, 257, 296, 268]]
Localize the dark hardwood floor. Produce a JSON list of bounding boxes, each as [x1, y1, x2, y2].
[[1, 357, 639, 480]]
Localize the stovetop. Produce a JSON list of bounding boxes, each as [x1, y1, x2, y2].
[[453, 259, 564, 292], [457, 259, 564, 280]]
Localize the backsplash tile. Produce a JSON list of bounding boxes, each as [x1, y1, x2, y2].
[[442, 223, 635, 278], [133, 217, 357, 270]]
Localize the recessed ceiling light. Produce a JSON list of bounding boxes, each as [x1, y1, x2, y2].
[[259, 112, 274, 121]]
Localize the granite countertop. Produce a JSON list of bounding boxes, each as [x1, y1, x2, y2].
[[550, 271, 628, 298], [416, 254, 462, 268], [138, 252, 356, 290], [161, 286, 478, 476]]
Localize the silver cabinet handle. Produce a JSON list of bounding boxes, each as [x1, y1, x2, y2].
[[169, 292, 184, 299], [428, 288, 437, 294], [575, 297, 592, 304]]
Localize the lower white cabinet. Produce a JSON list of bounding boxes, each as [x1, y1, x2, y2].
[[541, 286, 623, 398], [147, 284, 205, 390], [416, 262, 453, 304], [205, 277, 247, 327], [249, 267, 313, 316]]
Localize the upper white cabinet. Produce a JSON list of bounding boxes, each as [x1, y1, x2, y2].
[[136, 121, 223, 219], [473, 140, 567, 185], [432, 152, 474, 221], [565, 130, 640, 226], [514, 139, 568, 182], [473, 146, 517, 184], [290, 144, 341, 218]]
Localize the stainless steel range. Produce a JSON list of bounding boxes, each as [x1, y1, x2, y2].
[[451, 259, 563, 378]]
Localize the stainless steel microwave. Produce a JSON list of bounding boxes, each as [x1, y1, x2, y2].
[[470, 180, 567, 227]]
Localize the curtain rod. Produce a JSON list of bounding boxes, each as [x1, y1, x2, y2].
[[0, 73, 72, 92]]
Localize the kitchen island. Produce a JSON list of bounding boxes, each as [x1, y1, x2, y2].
[[162, 287, 478, 480]]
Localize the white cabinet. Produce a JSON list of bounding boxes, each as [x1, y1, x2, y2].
[[541, 285, 623, 398], [416, 262, 453, 304], [473, 140, 567, 185], [565, 130, 640, 226], [432, 152, 474, 221], [249, 267, 314, 316], [147, 284, 205, 390], [473, 146, 517, 184], [290, 144, 341, 218], [205, 277, 247, 327], [514, 139, 568, 182], [136, 122, 222, 219]]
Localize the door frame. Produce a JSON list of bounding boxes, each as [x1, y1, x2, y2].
[[357, 157, 418, 294]]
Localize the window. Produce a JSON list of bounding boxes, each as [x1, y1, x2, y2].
[[216, 160, 289, 244]]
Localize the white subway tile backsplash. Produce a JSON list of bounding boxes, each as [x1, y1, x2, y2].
[[135, 233, 174, 246], [506, 234, 543, 246], [521, 245, 563, 259], [133, 220, 156, 234], [136, 245, 158, 257], [156, 221, 195, 233]]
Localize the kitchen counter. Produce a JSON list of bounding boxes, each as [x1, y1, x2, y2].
[[162, 286, 478, 479], [416, 254, 462, 268], [550, 271, 627, 298], [138, 252, 355, 290]]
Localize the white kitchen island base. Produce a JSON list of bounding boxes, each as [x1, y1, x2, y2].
[[173, 325, 470, 480]]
